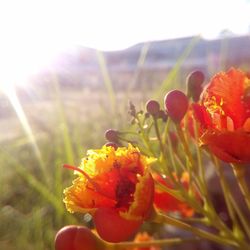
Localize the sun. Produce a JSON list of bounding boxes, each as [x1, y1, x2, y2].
[[0, 40, 65, 93], [0, 1, 71, 93]]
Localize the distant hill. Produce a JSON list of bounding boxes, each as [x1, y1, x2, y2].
[[34, 35, 250, 89]]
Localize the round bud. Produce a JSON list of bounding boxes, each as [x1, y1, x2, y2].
[[187, 70, 204, 86], [55, 225, 102, 250], [146, 100, 160, 116], [105, 129, 119, 142], [105, 142, 118, 150], [186, 70, 204, 102], [164, 90, 189, 123]]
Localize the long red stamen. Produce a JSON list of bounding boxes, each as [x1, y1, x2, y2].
[[63, 164, 114, 200], [63, 164, 101, 191]]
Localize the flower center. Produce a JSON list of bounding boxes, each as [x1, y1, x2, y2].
[[204, 96, 225, 116], [115, 177, 136, 209]]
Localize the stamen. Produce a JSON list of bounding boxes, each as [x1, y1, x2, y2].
[[63, 164, 101, 192], [212, 113, 221, 130], [63, 164, 114, 200]]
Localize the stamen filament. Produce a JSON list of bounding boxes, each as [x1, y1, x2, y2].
[[63, 164, 114, 200], [63, 164, 101, 192]]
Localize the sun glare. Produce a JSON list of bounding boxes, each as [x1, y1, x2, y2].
[[0, 37, 66, 93], [0, 0, 249, 93]]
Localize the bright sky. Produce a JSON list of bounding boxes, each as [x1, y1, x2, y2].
[[0, 0, 250, 88]]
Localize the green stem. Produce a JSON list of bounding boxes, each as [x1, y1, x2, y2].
[[229, 194, 250, 240], [162, 117, 170, 147], [193, 118, 208, 195], [151, 211, 240, 248], [136, 114, 156, 157], [215, 162, 244, 239], [153, 117, 165, 155], [108, 237, 198, 250], [175, 124, 194, 166], [232, 164, 250, 211]]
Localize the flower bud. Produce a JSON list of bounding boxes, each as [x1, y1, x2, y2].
[[146, 100, 160, 116], [105, 129, 119, 142], [186, 70, 204, 102], [55, 225, 103, 250], [164, 90, 189, 123]]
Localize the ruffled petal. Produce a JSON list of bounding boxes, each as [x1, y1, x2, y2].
[[63, 177, 116, 213], [120, 172, 154, 221]]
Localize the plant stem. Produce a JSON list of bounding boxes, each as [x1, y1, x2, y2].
[[108, 237, 198, 250], [153, 117, 165, 155], [135, 114, 156, 157], [193, 118, 208, 194], [232, 164, 250, 211], [214, 161, 244, 239], [150, 211, 240, 248], [229, 194, 250, 239], [175, 124, 194, 166]]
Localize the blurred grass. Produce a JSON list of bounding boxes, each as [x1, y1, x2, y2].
[[96, 50, 117, 114], [0, 37, 245, 249], [154, 36, 201, 100]]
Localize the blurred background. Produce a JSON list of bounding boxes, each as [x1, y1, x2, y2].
[[0, 0, 250, 249]]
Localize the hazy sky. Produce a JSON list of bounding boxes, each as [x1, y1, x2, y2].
[[0, 0, 250, 87], [1, 0, 250, 51]]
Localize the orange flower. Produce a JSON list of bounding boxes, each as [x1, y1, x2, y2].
[[127, 232, 161, 250], [153, 173, 195, 217], [193, 68, 250, 163], [63, 145, 154, 243]]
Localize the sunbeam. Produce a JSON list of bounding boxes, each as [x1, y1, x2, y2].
[[3, 85, 47, 177]]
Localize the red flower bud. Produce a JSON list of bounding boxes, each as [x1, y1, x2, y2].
[[186, 70, 204, 102], [164, 90, 189, 123], [105, 129, 119, 142], [146, 100, 160, 116], [55, 225, 103, 250]]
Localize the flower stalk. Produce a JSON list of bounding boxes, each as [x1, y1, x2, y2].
[[107, 237, 199, 250], [232, 164, 250, 210], [150, 210, 248, 249]]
